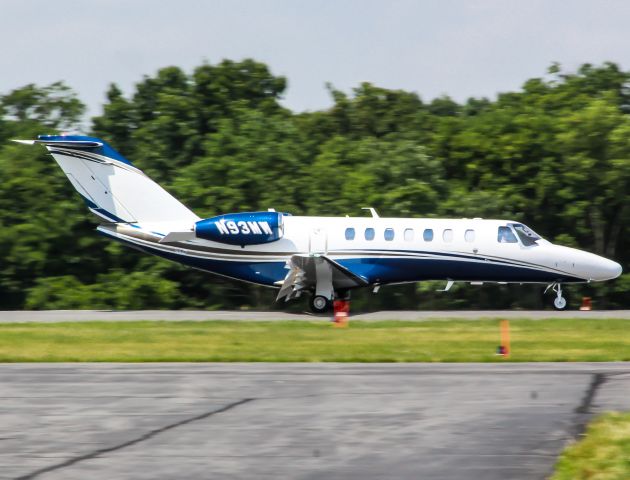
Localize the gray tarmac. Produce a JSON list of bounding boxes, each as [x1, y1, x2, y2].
[[2, 309, 630, 322], [2, 363, 630, 480]]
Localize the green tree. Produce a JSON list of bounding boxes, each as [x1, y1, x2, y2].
[[2, 61, 630, 310], [2, 82, 84, 132]]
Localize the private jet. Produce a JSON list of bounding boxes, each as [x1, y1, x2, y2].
[[15, 135, 622, 312]]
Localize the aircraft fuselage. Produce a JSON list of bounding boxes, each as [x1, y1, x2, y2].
[[98, 215, 622, 288]]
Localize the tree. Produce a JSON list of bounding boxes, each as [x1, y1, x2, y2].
[[1, 61, 629, 310], [2, 82, 84, 132]]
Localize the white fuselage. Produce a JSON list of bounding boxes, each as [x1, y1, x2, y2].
[[100, 216, 622, 288]]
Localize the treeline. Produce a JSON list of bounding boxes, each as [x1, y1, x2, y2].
[[0, 60, 629, 310]]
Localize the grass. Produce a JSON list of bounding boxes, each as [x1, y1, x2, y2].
[[0, 318, 629, 362], [550, 412, 630, 480]]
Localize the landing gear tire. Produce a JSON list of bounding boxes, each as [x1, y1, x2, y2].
[[545, 283, 569, 310], [553, 295, 567, 310], [309, 295, 330, 314]]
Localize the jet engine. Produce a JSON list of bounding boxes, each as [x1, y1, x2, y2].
[[195, 211, 284, 246]]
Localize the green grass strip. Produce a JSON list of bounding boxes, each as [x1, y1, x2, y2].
[[550, 412, 630, 480], [0, 318, 630, 362]]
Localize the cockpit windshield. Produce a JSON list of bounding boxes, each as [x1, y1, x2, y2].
[[510, 223, 542, 246]]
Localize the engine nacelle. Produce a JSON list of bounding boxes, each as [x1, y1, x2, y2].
[[195, 211, 284, 246]]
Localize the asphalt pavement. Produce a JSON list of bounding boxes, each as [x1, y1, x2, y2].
[[2, 363, 629, 479]]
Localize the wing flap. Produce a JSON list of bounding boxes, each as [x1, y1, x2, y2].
[[276, 254, 368, 301]]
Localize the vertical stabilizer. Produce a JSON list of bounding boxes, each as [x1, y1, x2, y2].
[[15, 135, 199, 224]]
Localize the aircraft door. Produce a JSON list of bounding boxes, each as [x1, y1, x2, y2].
[[309, 228, 328, 255]]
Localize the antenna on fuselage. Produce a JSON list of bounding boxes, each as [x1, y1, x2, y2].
[[361, 207, 380, 218]]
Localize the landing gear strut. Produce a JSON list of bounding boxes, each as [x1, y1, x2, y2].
[[309, 295, 330, 314], [545, 283, 568, 310]]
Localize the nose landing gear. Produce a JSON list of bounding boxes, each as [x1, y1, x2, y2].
[[545, 283, 568, 310]]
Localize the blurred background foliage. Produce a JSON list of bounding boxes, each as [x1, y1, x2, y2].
[[1, 60, 629, 310]]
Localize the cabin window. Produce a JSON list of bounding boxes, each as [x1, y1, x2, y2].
[[404, 228, 414, 242], [464, 229, 475, 243], [423, 229, 434, 242], [384, 228, 395, 241], [443, 229, 453, 243], [497, 226, 517, 243], [365, 228, 375, 241], [345, 228, 355, 241]]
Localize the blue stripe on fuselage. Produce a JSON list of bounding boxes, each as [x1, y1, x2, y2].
[[99, 230, 584, 286], [336, 257, 583, 283]]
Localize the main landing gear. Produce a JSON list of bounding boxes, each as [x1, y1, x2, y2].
[[308, 290, 351, 315], [309, 295, 330, 314], [545, 283, 568, 310]]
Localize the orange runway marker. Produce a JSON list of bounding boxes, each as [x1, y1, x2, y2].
[[497, 319, 510, 357]]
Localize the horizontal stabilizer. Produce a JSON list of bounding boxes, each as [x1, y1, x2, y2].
[[159, 231, 196, 243], [12, 139, 103, 148]]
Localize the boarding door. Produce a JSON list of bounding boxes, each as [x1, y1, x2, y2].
[[309, 227, 328, 255]]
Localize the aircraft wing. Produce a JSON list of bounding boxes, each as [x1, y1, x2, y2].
[[276, 254, 368, 301]]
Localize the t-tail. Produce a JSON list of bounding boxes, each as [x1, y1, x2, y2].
[[13, 135, 199, 224]]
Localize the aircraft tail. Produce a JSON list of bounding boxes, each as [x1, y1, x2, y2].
[[14, 135, 199, 224]]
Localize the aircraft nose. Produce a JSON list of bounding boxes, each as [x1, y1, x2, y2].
[[591, 257, 623, 281], [608, 260, 623, 279], [553, 246, 622, 281]]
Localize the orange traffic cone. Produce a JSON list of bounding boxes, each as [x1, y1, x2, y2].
[[333, 300, 349, 327], [579, 297, 592, 311]]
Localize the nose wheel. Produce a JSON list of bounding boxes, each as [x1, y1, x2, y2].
[[553, 294, 567, 310], [545, 283, 568, 310]]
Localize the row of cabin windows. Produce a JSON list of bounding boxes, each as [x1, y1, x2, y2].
[[344, 227, 476, 243], [345, 226, 520, 243]]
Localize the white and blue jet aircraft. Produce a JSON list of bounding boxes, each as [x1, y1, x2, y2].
[[15, 135, 622, 312]]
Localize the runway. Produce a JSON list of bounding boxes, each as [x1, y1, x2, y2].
[[2, 363, 630, 480], [2, 309, 630, 322]]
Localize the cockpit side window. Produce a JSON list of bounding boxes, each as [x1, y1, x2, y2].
[[497, 226, 517, 243], [511, 223, 541, 247]]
